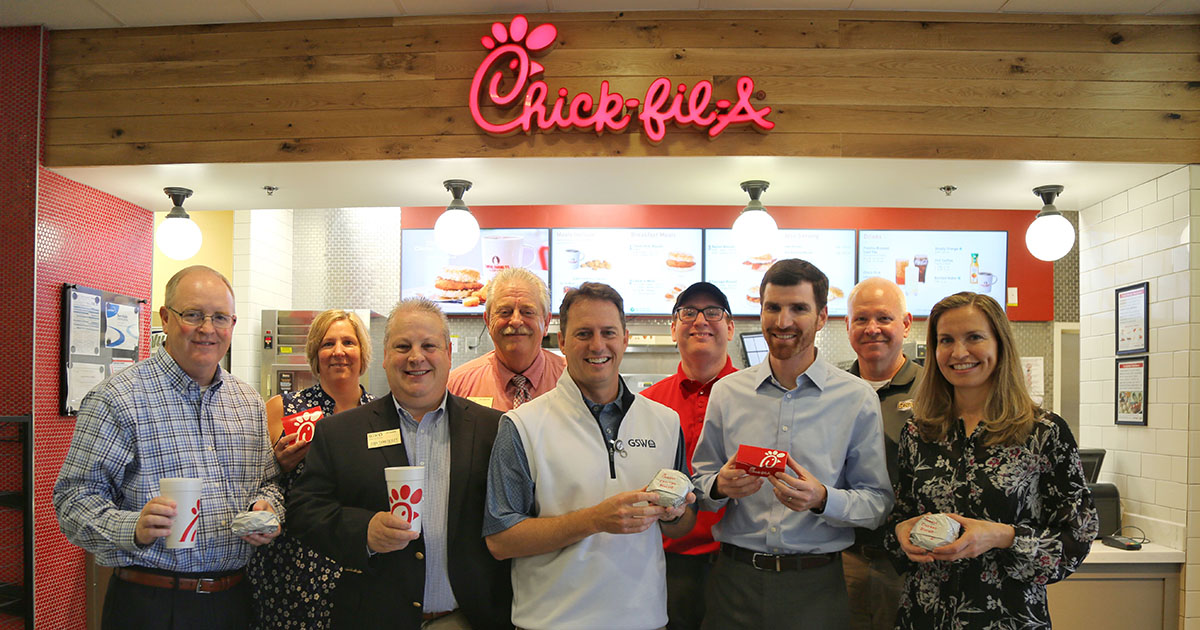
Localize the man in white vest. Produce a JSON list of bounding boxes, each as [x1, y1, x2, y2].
[[484, 282, 697, 630]]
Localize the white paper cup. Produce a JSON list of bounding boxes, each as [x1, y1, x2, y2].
[[384, 466, 425, 534], [159, 477, 203, 549]]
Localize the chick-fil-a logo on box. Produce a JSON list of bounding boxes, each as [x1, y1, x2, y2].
[[468, 15, 774, 142]]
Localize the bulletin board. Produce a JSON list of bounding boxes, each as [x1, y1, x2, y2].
[[60, 283, 147, 416]]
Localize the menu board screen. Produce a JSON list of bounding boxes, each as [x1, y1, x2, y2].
[[704, 229, 856, 317], [858, 230, 1007, 316], [401, 228, 550, 314], [550, 229, 703, 315]]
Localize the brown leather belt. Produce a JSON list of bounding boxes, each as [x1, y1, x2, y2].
[[422, 610, 455, 621], [721, 544, 836, 572], [113, 566, 244, 593]]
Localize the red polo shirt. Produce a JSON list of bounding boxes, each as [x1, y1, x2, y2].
[[641, 356, 736, 556]]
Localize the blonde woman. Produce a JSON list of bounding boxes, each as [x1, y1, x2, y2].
[[886, 292, 1098, 629], [249, 310, 375, 629]]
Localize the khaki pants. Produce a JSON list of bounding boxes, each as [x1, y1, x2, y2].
[[423, 610, 471, 630], [842, 547, 903, 630]]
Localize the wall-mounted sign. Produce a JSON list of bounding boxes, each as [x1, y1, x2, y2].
[[469, 15, 774, 142]]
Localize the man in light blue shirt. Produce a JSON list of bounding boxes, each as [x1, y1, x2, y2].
[[691, 259, 893, 629]]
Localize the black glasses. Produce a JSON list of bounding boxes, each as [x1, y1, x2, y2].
[[166, 306, 236, 329], [674, 306, 727, 323]]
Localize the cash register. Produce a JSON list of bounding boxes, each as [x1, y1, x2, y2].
[[1080, 448, 1120, 538]]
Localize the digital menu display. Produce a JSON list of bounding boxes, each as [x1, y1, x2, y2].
[[704, 229, 856, 317], [550, 228, 703, 315], [401, 228, 550, 314], [858, 230, 1007, 316]]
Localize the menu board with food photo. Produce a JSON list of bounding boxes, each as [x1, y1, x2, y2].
[[401, 229, 550, 314], [550, 228, 703, 315], [858, 230, 1007, 317], [704, 229, 856, 317]]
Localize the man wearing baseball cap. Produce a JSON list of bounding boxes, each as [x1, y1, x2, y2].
[[641, 282, 737, 630]]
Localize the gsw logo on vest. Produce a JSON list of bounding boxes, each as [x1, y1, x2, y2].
[[625, 438, 657, 449]]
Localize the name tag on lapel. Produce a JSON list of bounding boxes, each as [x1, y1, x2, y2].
[[468, 396, 493, 408], [897, 399, 914, 412], [367, 429, 402, 449]]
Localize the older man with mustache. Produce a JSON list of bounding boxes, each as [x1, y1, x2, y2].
[[448, 268, 565, 411]]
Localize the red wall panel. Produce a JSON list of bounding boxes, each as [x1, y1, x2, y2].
[[402, 204, 1054, 321], [32, 170, 153, 629]]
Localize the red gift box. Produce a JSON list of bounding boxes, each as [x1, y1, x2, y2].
[[281, 406, 325, 444], [734, 444, 788, 477]]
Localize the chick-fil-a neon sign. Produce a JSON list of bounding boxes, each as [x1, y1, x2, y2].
[[468, 15, 774, 142]]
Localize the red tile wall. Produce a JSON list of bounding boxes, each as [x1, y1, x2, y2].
[[33, 170, 153, 629], [2, 24, 154, 630]]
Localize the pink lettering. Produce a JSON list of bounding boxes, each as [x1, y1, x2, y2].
[[469, 17, 772, 140]]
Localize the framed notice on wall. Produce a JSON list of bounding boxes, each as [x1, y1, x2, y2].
[[1115, 282, 1149, 355], [1115, 356, 1148, 426], [60, 283, 146, 416]]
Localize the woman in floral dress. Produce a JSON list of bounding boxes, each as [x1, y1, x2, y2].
[[249, 310, 374, 629], [886, 292, 1098, 629]]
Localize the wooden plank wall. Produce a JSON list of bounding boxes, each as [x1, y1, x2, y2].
[[43, 11, 1200, 167]]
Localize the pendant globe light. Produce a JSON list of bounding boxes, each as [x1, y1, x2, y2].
[[155, 187, 203, 261], [434, 179, 480, 256], [731, 180, 780, 256], [1025, 185, 1074, 262]]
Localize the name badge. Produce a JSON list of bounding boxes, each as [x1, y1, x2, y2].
[[468, 396, 493, 408], [897, 399, 914, 412], [367, 429, 402, 449]]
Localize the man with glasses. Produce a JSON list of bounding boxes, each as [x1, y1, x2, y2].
[[55, 265, 283, 630], [641, 282, 737, 630]]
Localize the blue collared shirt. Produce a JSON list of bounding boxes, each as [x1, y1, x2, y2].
[[691, 353, 893, 554], [394, 393, 456, 614], [53, 349, 284, 571]]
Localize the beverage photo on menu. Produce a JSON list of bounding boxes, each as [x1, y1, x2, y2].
[[401, 228, 550, 313], [857, 230, 1008, 316], [703, 228, 856, 317], [549, 228, 703, 314]]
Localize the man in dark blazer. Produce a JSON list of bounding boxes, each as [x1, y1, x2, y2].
[[289, 297, 511, 629]]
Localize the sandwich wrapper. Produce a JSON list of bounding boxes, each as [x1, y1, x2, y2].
[[281, 406, 325, 444], [734, 444, 788, 478], [231, 510, 280, 537], [910, 513, 961, 551], [647, 469, 693, 508]]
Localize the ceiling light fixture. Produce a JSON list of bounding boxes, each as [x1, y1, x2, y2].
[[434, 179, 480, 256], [1025, 184, 1074, 262], [155, 187, 202, 261], [731, 180, 779, 256]]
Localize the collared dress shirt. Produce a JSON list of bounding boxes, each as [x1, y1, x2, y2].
[[641, 356, 737, 555], [393, 393, 457, 614], [447, 349, 565, 412], [691, 353, 893, 554], [53, 349, 284, 572]]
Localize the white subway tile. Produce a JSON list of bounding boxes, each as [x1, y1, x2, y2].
[[1158, 479, 1186, 509], [1078, 246, 1103, 272], [1102, 192, 1129, 220], [1172, 456, 1188, 483], [1112, 447, 1141, 475], [1113, 259, 1141, 286], [1127, 475, 1155, 502], [1080, 202, 1104, 226], [1169, 245, 1189, 273], [1143, 453, 1171, 480], [1160, 429, 1189, 456], [1129, 180, 1157, 211], [1115, 209, 1142, 239], [1158, 166, 1190, 199], [1174, 191, 1191, 221], [1142, 198, 1174, 231], [1101, 240, 1128, 266], [1127, 426, 1155, 452], [1158, 218, 1189, 251], [1189, 165, 1200, 190], [1128, 229, 1159, 259], [1173, 403, 1190, 430]]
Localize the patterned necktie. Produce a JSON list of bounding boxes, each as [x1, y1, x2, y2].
[[510, 374, 531, 408]]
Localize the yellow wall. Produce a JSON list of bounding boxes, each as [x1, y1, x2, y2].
[[151, 210, 234, 326]]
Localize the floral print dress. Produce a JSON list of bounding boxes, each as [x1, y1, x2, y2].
[[884, 411, 1099, 630], [249, 383, 373, 630]]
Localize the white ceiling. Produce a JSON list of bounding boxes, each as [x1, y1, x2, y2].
[[10, 1, 1194, 214]]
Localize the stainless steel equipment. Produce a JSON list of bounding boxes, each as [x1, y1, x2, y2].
[[260, 309, 388, 399]]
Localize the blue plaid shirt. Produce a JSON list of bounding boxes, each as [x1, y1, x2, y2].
[[53, 349, 284, 572]]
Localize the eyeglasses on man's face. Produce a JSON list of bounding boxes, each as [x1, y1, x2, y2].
[[167, 306, 236, 329], [674, 306, 727, 323]]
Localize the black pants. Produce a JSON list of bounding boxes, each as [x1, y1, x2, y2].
[[700, 552, 849, 630], [102, 570, 251, 630], [665, 552, 716, 630]]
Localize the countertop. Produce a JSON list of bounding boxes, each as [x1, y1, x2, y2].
[[1082, 540, 1183, 564]]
